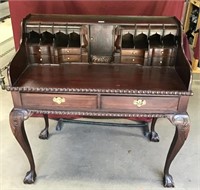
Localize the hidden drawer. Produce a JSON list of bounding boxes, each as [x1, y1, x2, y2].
[[21, 93, 97, 110], [101, 96, 179, 112]]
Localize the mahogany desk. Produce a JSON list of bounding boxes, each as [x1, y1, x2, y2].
[[6, 14, 193, 187]]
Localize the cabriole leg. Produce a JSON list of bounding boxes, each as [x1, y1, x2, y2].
[[163, 113, 190, 187], [9, 109, 36, 184], [149, 117, 159, 142], [39, 114, 49, 139]]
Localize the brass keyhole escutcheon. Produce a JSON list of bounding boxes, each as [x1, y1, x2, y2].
[[53, 97, 65, 104], [133, 99, 146, 107]]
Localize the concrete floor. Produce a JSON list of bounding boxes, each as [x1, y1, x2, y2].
[[0, 18, 200, 190]]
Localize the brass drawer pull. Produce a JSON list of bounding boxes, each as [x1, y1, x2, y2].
[[133, 99, 146, 107], [53, 97, 65, 104]]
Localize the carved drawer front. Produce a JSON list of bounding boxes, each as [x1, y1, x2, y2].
[[28, 45, 51, 55], [58, 55, 81, 62], [121, 49, 145, 57], [57, 48, 81, 55], [121, 56, 144, 64], [101, 96, 178, 112], [21, 93, 97, 110], [29, 55, 52, 64]]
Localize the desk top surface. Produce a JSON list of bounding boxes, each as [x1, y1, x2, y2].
[[14, 64, 187, 92]]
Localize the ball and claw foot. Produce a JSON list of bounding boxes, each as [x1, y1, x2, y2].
[[23, 170, 37, 184], [149, 131, 160, 142], [39, 128, 49, 140], [163, 174, 174, 187]]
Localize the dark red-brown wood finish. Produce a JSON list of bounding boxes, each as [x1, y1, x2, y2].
[[7, 14, 193, 187]]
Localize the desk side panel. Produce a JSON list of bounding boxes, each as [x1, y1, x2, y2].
[[175, 29, 192, 91], [8, 42, 28, 86]]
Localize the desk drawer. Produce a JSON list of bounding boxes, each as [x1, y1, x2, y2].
[[57, 48, 81, 55], [28, 45, 52, 55], [59, 55, 81, 62], [151, 48, 177, 57], [121, 56, 144, 64], [121, 49, 145, 57], [29, 55, 52, 64], [101, 96, 178, 112], [151, 57, 175, 66], [21, 93, 97, 110]]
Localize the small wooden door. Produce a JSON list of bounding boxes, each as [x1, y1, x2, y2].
[[89, 24, 114, 61]]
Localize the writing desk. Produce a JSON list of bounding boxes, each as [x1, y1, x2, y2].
[[7, 14, 193, 187]]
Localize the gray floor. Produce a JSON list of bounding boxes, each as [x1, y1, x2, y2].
[[0, 18, 200, 190]]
